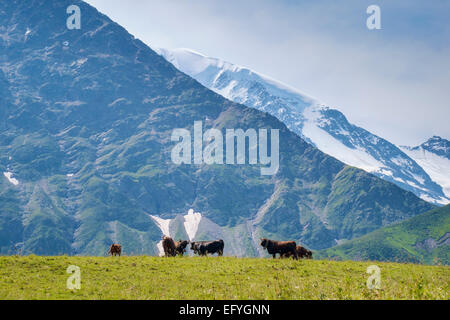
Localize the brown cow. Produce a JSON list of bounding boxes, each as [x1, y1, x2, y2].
[[282, 245, 313, 259], [260, 238, 298, 259], [174, 240, 189, 256], [162, 236, 176, 257], [107, 244, 122, 256]]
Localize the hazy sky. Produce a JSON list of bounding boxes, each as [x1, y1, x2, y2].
[[86, 0, 450, 146]]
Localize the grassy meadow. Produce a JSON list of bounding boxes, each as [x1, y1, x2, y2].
[[0, 255, 448, 300]]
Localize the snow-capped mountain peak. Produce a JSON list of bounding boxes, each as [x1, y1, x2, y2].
[[155, 47, 318, 108], [400, 136, 450, 201], [412, 136, 449, 159], [158, 48, 449, 205]]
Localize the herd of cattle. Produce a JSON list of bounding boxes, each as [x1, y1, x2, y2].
[[107, 237, 312, 259]]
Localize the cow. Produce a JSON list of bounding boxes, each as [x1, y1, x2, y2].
[[190, 240, 224, 256], [107, 243, 122, 256], [174, 240, 189, 256], [260, 238, 298, 259], [281, 245, 313, 259], [162, 236, 177, 257], [299, 246, 313, 259], [190, 241, 201, 255]]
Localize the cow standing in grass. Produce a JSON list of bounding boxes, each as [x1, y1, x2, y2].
[[191, 240, 224, 256], [260, 238, 298, 259], [174, 240, 189, 256], [282, 245, 313, 259], [162, 236, 176, 257], [108, 244, 122, 256], [298, 246, 313, 259]]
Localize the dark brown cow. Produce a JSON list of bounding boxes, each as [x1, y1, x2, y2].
[[174, 240, 189, 256], [190, 240, 224, 256], [300, 246, 313, 259], [282, 245, 313, 259], [162, 236, 176, 257], [107, 244, 122, 256], [260, 238, 298, 259]]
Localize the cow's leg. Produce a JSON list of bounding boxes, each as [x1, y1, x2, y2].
[[272, 254, 276, 259]]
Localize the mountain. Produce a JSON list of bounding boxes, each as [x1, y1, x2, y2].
[[317, 204, 450, 265], [0, 0, 435, 256], [400, 136, 450, 202], [157, 48, 449, 206]]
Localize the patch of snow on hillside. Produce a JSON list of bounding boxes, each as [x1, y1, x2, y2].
[[393, 176, 406, 184], [155, 242, 164, 257], [215, 80, 238, 98], [149, 215, 172, 256], [411, 173, 425, 185], [378, 169, 393, 177], [405, 180, 428, 192], [420, 194, 449, 206], [184, 209, 202, 241], [149, 215, 171, 236], [3, 172, 19, 186], [391, 156, 410, 167]]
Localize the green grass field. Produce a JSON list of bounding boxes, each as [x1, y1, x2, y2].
[[0, 256, 448, 300]]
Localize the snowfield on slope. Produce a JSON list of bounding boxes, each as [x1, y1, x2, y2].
[[401, 147, 450, 200], [149, 209, 202, 255], [184, 209, 202, 242], [149, 215, 172, 256], [3, 172, 19, 186]]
